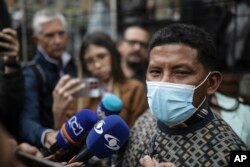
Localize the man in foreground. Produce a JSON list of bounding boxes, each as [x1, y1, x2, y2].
[[122, 23, 248, 166]]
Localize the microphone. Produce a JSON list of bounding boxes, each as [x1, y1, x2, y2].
[[46, 93, 122, 156], [68, 115, 129, 163], [48, 109, 98, 154], [96, 93, 123, 119]]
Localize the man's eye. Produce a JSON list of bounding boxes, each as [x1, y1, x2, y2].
[[58, 31, 65, 36], [45, 33, 53, 38], [175, 71, 190, 76], [149, 70, 161, 76]]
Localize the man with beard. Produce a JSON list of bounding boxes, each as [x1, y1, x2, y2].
[[118, 25, 150, 85]]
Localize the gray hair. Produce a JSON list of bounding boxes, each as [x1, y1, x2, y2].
[[32, 9, 67, 35]]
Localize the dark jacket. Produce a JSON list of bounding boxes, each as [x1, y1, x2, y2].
[[20, 50, 76, 147], [0, 61, 24, 141]]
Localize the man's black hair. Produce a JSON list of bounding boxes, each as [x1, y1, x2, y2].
[[149, 23, 217, 70], [119, 24, 149, 40]]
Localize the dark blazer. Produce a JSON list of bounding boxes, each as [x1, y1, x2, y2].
[[20, 50, 76, 147], [0, 62, 24, 141]]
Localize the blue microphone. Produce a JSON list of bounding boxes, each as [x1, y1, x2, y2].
[[49, 109, 98, 153], [68, 115, 129, 163], [97, 93, 123, 119]]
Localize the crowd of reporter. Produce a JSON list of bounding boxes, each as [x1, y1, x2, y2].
[[0, 3, 249, 167]]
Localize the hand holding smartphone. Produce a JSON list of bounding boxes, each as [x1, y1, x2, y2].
[[53, 76, 85, 129], [53, 76, 101, 126], [0, 28, 19, 59], [0, 31, 9, 53]]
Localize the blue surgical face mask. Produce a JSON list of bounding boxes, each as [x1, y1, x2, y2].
[[146, 73, 211, 126]]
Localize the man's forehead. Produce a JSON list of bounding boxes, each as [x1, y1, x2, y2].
[[40, 19, 64, 33], [150, 44, 198, 57], [125, 27, 149, 39], [148, 44, 200, 66]]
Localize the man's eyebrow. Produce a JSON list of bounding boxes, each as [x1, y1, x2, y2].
[[44, 30, 65, 35], [147, 63, 161, 68], [172, 64, 189, 68], [44, 32, 54, 36], [171, 63, 195, 70]]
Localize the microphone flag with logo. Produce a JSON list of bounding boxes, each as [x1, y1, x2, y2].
[[68, 115, 129, 163], [49, 109, 98, 153]]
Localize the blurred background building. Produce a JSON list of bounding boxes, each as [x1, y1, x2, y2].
[[3, 0, 250, 74]]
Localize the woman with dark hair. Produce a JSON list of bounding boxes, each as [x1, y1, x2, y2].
[[52, 32, 147, 129], [79, 32, 126, 87]]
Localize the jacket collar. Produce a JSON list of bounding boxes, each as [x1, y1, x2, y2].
[[37, 46, 72, 68]]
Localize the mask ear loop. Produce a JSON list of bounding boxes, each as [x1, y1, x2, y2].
[[195, 96, 207, 111], [193, 72, 211, 111], [195, 72, 212, 90]]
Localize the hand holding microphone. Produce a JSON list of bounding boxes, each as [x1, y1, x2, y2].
[[46, 109, 98, 156], [69, 115, 129, 163], [48, 93, 123, 153]]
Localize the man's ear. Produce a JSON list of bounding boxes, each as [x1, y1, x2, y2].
[[207, 71, 222, 95]]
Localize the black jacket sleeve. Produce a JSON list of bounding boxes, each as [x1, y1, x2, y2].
[[0, 67, 24, 141]]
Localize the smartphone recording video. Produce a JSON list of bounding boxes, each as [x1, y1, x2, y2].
[[74, 77, 101, 98]]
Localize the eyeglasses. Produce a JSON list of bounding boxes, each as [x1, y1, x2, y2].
[[124, 39, 148, 49]]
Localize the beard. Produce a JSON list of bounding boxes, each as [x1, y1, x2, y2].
[[127, 59, 148, 73], [126, 51, 148, 71]]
